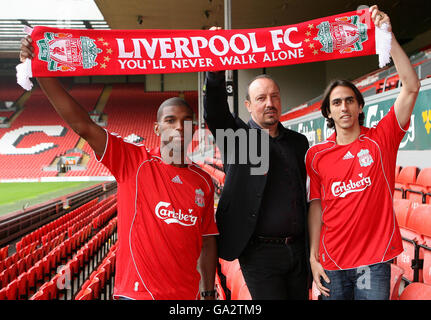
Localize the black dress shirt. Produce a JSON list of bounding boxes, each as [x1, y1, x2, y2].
[[248, 119, 306, 238]]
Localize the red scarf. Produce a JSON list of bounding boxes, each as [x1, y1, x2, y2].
[[17, 9, 391, 90]]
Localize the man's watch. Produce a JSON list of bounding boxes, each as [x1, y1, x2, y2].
[[201, 290, 217, 298]]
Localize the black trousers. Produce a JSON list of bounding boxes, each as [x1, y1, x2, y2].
[[238, 238, 308, 300]]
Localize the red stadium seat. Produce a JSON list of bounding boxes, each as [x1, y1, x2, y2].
[[219, 258, 233, 276], [395, 165, 402, 181], [17, 259, 26, 275], [230, 268, 246, 300], [397, 204, 431, 283], [409, 204, 431, 236], [390, 264, 404, 300], [93, 268, 107, 298], [75, 287, 93, 300], [399, 282, 431, 300], [34, 261, 44, 285], [405, 168, 431, 205], [26, 265, 38, 295], [0, 269, 7, 288], [422, 241, 431, 285], [395, 166, 420, 199], [237, 283, 252, 300], [5, 278, 18, 300], [7, 262, 18, 284], [17, 273, 28, 300], [226, 260, 241, 290], [394, 199, 413, 228], [0, 245, 9, 260], [87, 277, 101, 299], [36, 279, 58, 300], [29, 288, 49, 300], [397, 227, 423, 282], [410, 204, 431, 285]]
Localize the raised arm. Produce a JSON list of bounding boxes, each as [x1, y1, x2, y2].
[[203, 71, 238, 133], [20, 36, 107, 156], [370, 5, 421, 128]]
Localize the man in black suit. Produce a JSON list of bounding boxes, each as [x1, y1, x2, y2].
[[204, 71, 310, 299]]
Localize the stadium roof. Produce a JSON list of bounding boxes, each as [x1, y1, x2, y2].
[[0, 0, 430, 59], [0, 0, 108, 57]]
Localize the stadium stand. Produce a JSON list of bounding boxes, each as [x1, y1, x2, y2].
[[0, 81, 200, 180], [0, 87, 81, 179], [0, 192, 118, 300]]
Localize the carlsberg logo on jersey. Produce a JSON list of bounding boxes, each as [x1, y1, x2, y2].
[[331, 176, 372, 198], [155, 201, 198, 226]]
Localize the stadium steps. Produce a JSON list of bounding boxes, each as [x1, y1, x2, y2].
[[94, 84, 112, 113], [79, 153, 90, 167], [75, 138, 87, 150], [5, 91, 32, 127], [15, 91, 32, 108]]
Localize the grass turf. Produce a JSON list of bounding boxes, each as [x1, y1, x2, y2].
[[0, 181, 100, 216]]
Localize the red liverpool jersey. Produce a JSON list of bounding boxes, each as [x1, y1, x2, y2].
[[96, 130, 218, 299], [306, 107, 409, 270]]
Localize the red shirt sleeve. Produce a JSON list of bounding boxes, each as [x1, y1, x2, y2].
[[369, 106, 410, 152], [305, 147, 322, 202], [94, 130, 149, 182]]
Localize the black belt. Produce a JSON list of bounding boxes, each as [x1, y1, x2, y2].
[[251, 235, 298, 245]]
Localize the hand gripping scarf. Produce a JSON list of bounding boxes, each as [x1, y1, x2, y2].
[[16, 8, 392, 90]]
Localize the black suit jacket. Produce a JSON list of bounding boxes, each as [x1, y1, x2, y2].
[[203, 72, 310, 261]]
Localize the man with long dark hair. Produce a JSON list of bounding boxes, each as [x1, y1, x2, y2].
[[306, 5, 420, 300]]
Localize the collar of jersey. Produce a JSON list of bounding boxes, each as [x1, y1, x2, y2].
[[328, 126, 370, 143]]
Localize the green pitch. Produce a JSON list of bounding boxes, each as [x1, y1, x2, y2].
[[0, 181, 100, 216]]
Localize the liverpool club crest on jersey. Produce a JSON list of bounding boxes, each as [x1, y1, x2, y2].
[[314, 15, 368, 54], [195, 189, 205, 208], [37, 32, 102, 72], [357, 149, 374, 167]]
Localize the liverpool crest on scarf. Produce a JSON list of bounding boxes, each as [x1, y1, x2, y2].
[[37, 32, 102, 72], [314, 15, 368, 54]]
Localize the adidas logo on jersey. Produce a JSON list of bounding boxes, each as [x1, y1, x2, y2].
[[171, 175, 183, 184], [342, 151, 354, 160]]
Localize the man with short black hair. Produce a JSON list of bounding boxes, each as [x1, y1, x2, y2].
[[20, 36, 218, 300]]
